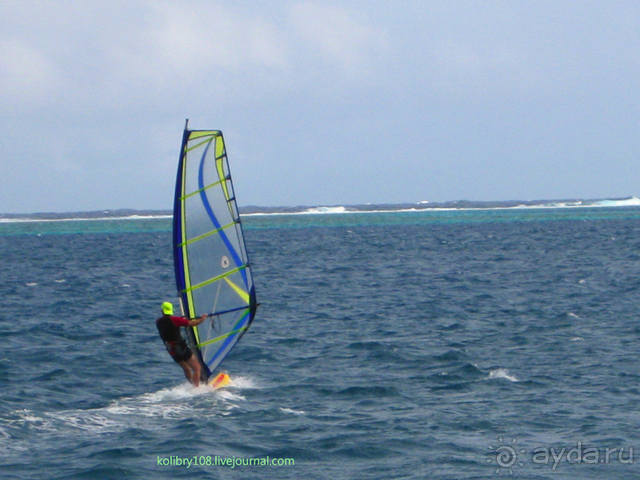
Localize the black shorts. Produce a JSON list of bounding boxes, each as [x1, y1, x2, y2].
[[165, 341, 192, 363]]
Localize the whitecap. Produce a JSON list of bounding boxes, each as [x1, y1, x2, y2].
[[280, 407, 305, 415], [592, 196, 640, 207], [6, 381, 245, 436], [488, 368, 519, 382], [7, 409, 54, 432], [50, 411, 121, 432], [302, 206, 348, 214], [227, 374, 259, 389], [216, 389, 246, 402]]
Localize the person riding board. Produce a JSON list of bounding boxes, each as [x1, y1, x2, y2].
[[156, 301, 207, 387]]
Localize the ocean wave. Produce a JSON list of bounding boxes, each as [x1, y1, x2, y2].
[[244, 196, 640, 216], [301, 206, 348, 214], [0, 378, 254, 438], [488, 368, 519, 382], [592, 197, 640, 207], [0, 214, 172, 224], [279, 407, 306, 415], [2, 197, 639, 222]]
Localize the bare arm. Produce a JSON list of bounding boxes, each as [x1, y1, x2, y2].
[[188, 314, 207, 327]]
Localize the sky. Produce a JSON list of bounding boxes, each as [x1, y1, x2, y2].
[[1, 0, 639, 213]]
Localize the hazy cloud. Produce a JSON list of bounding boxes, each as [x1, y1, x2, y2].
[[0, 1, 638, 213], [290, 3, 388, 77], [0, 38, 60, 106]]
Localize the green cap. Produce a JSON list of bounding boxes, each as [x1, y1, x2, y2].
[[161, 302, 174, 315]]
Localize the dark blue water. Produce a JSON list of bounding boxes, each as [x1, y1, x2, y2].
[[1, 208, 639, 479]]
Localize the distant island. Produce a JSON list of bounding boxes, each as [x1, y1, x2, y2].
[[2, 197, 639, 220]]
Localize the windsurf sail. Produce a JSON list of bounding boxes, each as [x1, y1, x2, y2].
[[172, 119, 257, 382]]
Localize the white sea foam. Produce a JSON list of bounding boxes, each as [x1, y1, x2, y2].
[[280, 407, 305, 415], [216, 389, 246, 403], [301, 206, 348, 214], [592, 197, 640, 207], [52, 411, 122, 432], [228, 374, 259, 389], [3, 378, 257, 436], [0, 214, 172, 224], [4, 409, 55, 433], [243, 196, 640, 217], [16, 408, 50, 425], [488, 368, 519, 382], [3, 197, 639, 222]]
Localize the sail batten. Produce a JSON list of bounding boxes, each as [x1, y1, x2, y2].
[[172, 123, 257, 381], [178, 221, 239, 247], [181, 177, 230, 200], [181, 265, 249, 293]]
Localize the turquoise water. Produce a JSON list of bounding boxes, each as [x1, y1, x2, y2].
[[3, 206, 640, 235], [1, 207, 639, 479]]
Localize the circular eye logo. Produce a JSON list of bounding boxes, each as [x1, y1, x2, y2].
[[496, 445, 517, 468], [487, 437, 525, 474], [221, 256, 230, 268]]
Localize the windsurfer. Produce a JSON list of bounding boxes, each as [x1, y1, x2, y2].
[[156, 301, 206, 386]]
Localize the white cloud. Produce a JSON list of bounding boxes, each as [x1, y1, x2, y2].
[[0, 1, 388, 111], [0, 38, 60, 105], [108, 2, 290, 92], [289, 2, 387, 77]]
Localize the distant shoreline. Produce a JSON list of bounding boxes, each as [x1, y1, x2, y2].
[[1, 197, 639, 220]]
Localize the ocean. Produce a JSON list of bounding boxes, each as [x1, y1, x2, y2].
[[1, 204, 639, 479]]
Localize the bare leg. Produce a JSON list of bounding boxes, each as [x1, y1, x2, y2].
[[187, 355, 202, 387], [178, 361, 193, 384]]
